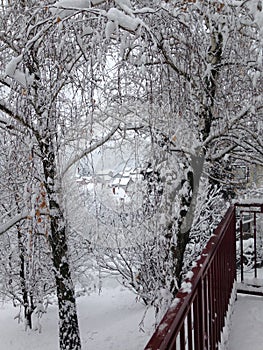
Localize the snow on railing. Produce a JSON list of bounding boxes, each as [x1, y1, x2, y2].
[[144, 206, 236, 350]]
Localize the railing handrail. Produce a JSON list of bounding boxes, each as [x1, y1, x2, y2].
[[234, 202, 263, 212], [145, 206, 236, 350]]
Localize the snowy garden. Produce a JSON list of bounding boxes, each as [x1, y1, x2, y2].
[[0, 1, 262, 349]]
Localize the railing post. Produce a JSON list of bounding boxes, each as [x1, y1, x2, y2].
[[193, 284, 204, 350], [240, 215, 244, 283], [187, 307, 193, 349], [253, 212, 257, 279], [208, 265, 216, 350], [203, 276, 209, 349]]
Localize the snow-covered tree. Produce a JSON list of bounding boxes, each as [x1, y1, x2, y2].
[[80, 0, 263, 310], [0, 1, 120, 349], [0, 0, 262, 346], [0, 129, 55, 329]]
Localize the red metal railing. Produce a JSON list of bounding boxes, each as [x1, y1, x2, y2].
[[144, 206, 236, 350]]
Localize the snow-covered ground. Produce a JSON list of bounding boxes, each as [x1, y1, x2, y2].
[[1, 278, 263, 350], [229, 294, 263, 350], [0, 279, 155, 350]]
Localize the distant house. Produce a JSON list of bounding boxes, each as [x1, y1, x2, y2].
[[76, 167, 144, 201]]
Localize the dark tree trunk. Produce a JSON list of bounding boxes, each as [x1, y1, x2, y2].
[[171, 28, 223, 291], [39, 137, 81, 350], [169, 154, 205, 294], [49, 214, 81, 350], [17, 222, 35, 329], [174, 169, 194, 289]]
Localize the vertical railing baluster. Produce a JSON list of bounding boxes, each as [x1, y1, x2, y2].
[[187, 308, 193, 350], [180, 325, 185, 349], [240, 215, 244, 283], [208, 266, 215, 350], [203, 275, 209, 350], [193, 296, 199, 350], [253, 212, 257, 279]]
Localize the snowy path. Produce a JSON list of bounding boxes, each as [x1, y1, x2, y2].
[[229, 294, 263, 350]]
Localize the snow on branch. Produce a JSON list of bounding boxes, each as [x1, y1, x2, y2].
[[0, 101, 39, 135], [158, 41, 192, 83], [0, 117, 19, 135], [5, 55, 34, 88], [243, 0, 263, 29], [61, 123, 120, 177], [0, 76, 11, 89], [50, 0, 106, 21], [51, 1, 142, 40], [105, 7, 142, 39], [208, 144, 237, 162], [0, 212, 28, 236], [53, 0, 105, 10], [203, 105, 251, 147], [106, 8, 141, 31]]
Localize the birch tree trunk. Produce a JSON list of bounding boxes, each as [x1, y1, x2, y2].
[[39, 137, 81, 350], [173, 154, 205, 287], [167, 21, 224, 290]]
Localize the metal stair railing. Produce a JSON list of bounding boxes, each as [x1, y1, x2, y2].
[[144, 206, 236, 350]]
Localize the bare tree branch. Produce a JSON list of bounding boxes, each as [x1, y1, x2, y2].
[[61, 123, 120, 178], [0, 212, 28, 236]]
